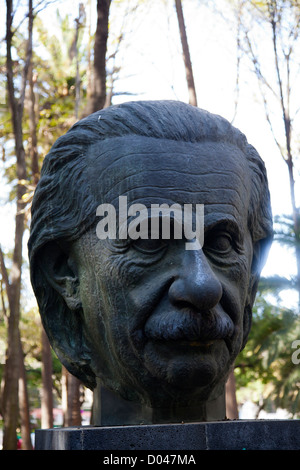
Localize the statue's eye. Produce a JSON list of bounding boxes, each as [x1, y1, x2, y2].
[[132, 238, 168, 254], [107, 238, 131, 253], [205, 232, 233, 254]]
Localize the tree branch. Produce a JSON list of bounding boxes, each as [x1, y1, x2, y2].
[[0, 246, 12, 307], [243, 28, 279, 101], [174, 0, 197, 107], [18, 0, 33, 117], [231, 0, 243, 123], [0, 279, 8, 321]]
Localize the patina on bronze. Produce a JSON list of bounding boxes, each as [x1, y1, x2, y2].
[[28, 101, 273, 425]]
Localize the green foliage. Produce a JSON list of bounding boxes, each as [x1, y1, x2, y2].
[[233, 208, 300, 415], [0, 8, 91, 425], [235, 291, 300, 416], [1, 8, 89, 165]]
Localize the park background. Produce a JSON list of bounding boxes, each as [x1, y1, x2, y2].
[[0, 0, 300, 450]]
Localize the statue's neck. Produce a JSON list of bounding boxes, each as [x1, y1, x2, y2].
[[91, 380, 226, 426]]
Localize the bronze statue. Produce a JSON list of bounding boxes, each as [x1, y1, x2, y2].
[[28, 101, 273, 425]]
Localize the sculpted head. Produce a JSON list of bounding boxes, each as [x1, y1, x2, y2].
[[28, 100, 273, 422]]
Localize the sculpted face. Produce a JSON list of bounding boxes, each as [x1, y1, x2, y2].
[[70, 135, 254, 408]]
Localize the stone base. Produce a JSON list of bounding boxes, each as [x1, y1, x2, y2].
[[35, 419, 300, 450]]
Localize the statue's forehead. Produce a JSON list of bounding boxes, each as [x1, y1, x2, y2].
[[87, 136, 251, 225]]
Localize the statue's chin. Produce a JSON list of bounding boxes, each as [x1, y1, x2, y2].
[[107, 346, 231, 410], [139, 338, 230, 395]]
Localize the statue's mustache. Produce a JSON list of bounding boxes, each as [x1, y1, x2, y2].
[[144, 305, 234, 343]]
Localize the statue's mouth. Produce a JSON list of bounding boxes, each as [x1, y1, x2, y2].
[[178, 340, 214, 347], [144, 305, 234, 345]]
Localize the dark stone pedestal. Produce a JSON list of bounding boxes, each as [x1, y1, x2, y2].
[[35, 419, 300, 450]]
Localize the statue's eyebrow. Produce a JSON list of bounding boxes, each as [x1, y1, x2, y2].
[[204, 217, 244, 243]]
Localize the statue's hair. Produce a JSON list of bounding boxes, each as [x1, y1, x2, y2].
[[28, 100, 273, 388]]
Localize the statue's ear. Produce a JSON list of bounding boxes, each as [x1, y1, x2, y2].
[[39, 240, 82, 312], [35, 240, 96, 389]]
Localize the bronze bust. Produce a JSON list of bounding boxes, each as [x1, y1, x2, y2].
[[28, 101, 273, 425]]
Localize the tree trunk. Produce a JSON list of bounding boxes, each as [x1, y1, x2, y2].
[[62, 367, 82, 427], [225, 368, 239, 419], [75, 21, 80, 120], [18, 334, 33, 450], [2, 0, 32, 449], [285, 156, 300, 305], [67, 374, 82, 426], [86, 0, 93, 104], [74, 3, 85, 120], [174, 0, 198, 107], [2, 317, 20, 450], [41, 327, 54, 429], [84, 0, 111, 115], [28, 62, 39, 185], [61, 366, 68, 425]]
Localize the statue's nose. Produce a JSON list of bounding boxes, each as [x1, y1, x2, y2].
[[168, 249, 222, 311]]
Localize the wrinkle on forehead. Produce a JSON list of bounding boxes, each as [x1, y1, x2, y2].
[[87, 135, 251, 227], [101, 169, 247, 202], [87, 135, 249, 182]]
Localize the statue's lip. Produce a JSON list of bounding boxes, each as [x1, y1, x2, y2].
[[148, 338, 217, 348], [144, 307, 235, 344], [181, 340, 214, 347]]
